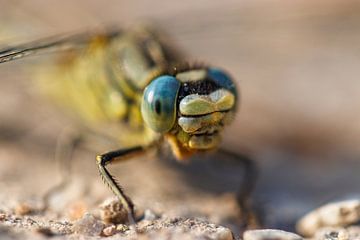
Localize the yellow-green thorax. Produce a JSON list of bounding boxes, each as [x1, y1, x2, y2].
[[35, 27, 180, 148]]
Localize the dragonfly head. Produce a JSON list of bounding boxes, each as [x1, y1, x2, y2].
[[141, 67, 238, 160]]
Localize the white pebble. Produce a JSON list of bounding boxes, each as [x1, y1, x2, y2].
[[296, 199, 360, 237], [102, 224, 117, 236], [314, 227, 349, 240], [73, 213, 104, 236], [244, 229, 303, 240], [143, 209, 158, 221], [99, 197, 128, 224]]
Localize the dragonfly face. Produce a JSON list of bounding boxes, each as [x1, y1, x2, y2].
[[142, 67, 237, 159]]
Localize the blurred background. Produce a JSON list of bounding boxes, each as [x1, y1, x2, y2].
[[0, 0, 360, 233]]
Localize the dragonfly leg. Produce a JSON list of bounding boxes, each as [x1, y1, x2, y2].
[[43, 127, 82, 211], [218, 149, 260, 228], [96, 145, 151, 224]]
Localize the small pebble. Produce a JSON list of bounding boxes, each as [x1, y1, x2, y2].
[[296, 199, 360, 237], [144, 209, 158, 221], [99, 197, 129, 224], [137, 219, 153, 230], [345, 226, 360, 240], [35, 227, 55, 237], [243, 229, 303, 240], [15, 203, 32, 215], [314, 227, 349, 240], [73, 213, 105, 236], [116, 224, 130, 232], [213, 227, 233, 240], [66, 200, 88, 221], [102, 224, 117, 236], [0, 213, 6, 221]]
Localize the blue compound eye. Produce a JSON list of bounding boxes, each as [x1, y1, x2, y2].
[[208, 68, 237, 98], [141, 75, 181, 133]]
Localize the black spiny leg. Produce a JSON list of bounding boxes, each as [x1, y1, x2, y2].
[[96, 145, 150, 224], [219, 149, 260, 228]]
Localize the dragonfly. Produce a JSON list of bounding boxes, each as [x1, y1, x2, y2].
[[0, 26, 257, 226]]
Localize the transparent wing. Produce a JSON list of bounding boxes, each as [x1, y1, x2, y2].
[[0, 29, 122, 64]]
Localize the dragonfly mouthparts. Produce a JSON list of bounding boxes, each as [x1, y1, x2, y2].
[[175, 88, 236, 150], [179, 89, 235, 116]]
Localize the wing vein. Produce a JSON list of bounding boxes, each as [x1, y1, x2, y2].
[[0, 29, 121, 64]]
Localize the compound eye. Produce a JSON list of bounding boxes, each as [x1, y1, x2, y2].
[[208, 68, 237, 98], [141, 75, 181, 133]]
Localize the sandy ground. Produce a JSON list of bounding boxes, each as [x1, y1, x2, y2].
[[1, 0, 360, 239]]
